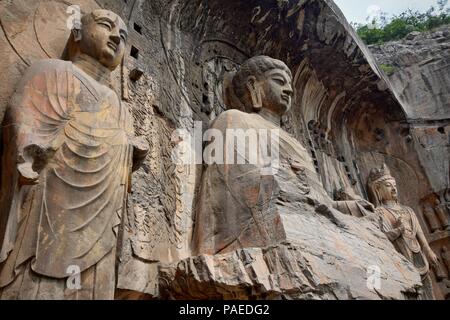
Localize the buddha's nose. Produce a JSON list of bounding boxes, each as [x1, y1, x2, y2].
[[110, 33, 121, 45], [284, 86, 293, 97]]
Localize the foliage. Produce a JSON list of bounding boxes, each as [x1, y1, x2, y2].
[[353, 0, 450, 44], [379, 64, 397, 75]]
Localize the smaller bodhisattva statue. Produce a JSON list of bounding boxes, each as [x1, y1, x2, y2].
[[368, 165, 439, 299], [0, 10, 148, 299]]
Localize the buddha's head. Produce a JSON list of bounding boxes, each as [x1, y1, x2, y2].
[[368, 164, 398, 207], [68, 9, 128, 71], [232, 56, 293, 115]]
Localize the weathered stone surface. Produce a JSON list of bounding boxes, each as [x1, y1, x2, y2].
[[174, 53, 421, 301], [369, 26, 450, 299], [369, 25, 450, 121], [160, 236, 421, 300], [0, 0, 448, 300]]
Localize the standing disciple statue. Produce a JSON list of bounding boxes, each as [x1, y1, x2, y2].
[[368, 164, 439, 299], [192, 56, 373, 256], [0, 9, 148, 299]]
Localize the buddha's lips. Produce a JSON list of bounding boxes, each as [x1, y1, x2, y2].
[[107, 41, 118, 51]]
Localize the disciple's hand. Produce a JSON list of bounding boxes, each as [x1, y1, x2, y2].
[[426, 248, 439, 267], [17, 143, 54, 186], [17, 162, 39, 185]]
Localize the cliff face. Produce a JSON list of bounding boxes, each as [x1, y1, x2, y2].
[[369, 25, 450, 121], [368, 26, 449, 221], [369, 26, 450, 300], [0, 0, 448, 300]]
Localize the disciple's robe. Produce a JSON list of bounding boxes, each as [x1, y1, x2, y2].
[[0, 59, 134, 299]]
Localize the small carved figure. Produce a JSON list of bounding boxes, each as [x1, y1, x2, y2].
[[368, 164, 438, 298], [442, 246, 450, 275], [435, 199, 450, 231], [423, 201, 442, 233]]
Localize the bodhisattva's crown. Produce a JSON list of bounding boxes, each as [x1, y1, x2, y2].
[[368, 164, 393, 184]]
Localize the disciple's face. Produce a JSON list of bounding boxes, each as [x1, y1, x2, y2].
[[260, 69, 293, 115], [79, 10, 128, 70], [376, 178, 398, 202]]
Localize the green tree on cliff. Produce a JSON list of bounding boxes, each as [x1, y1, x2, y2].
[[354, 0, 450, 44]]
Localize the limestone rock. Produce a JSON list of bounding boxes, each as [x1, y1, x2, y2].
[[160, 212, 422, 300], [369, 25, 450, 121]]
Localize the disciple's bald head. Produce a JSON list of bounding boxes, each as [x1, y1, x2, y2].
[[69, 9, 128, 70]]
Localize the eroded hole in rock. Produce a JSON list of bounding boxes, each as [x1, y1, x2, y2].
[[134, 23, 142, 34], [130, 46, 139, 59]]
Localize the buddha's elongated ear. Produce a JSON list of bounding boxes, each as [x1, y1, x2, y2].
[[72, 27, 82, 42], [246, 76, 262, 111], [71, 14, 83, 42]]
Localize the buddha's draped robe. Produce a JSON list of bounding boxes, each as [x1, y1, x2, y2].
[[193, 109, 333, 255], [0, 59, 133, 299]]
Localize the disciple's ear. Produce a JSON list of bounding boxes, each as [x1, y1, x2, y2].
[[246, 76, 262, 111]]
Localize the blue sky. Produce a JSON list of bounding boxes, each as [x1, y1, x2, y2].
[[334, 0, 448, 24]]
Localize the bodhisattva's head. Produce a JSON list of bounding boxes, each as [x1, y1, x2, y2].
[[368, 164, 399, 207], [68, 9, 128, 70], [232, 56, 293, 115]]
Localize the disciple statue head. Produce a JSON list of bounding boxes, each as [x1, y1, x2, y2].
[[367, 164, 398, 207], [232, 56, 293, 116], [67, 9, 128, 71]]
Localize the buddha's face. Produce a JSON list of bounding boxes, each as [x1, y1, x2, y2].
[[376, 178, 398, 202], [259, 69, 293, 115], [78, 10, 128, 70]]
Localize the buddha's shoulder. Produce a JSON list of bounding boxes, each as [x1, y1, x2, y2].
[[25, 59, 72, 77], [212, 109, 256, 129]]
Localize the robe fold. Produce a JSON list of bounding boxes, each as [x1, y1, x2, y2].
[[0, 59, 134, 299]]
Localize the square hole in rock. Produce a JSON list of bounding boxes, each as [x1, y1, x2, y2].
[[130, 46, 139, 59]]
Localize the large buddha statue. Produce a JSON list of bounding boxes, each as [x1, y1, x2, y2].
[[368, 164, 439, 299], [0, 9, 148, 299], [192, 56, 373, 256]]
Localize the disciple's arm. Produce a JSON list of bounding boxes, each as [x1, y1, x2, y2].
[[7, 60, 73, 185], [410, 208, 439, 266]]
